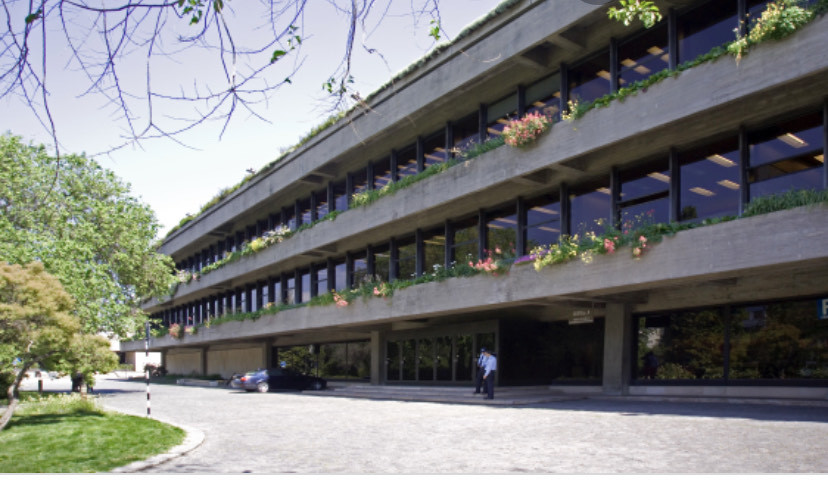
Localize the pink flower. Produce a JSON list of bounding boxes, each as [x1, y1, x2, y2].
[[373, 287, 381, 296], [603, 238, 615, 254], [633, 247, 642, 258]]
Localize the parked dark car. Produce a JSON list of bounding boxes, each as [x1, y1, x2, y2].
[[232, 368, 327, 392]]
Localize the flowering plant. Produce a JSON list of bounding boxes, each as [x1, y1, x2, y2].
[[169, 323, 182, 339], [502, 112, 552, 148], [332, 291, 349, 307], [184, 325, 197, 336]]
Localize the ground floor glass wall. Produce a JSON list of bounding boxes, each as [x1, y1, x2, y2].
[[499, 319, 604, 386], [635, 297, 828, 383]]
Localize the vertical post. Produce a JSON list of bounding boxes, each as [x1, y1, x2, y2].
[[145, 320, 151, 418]]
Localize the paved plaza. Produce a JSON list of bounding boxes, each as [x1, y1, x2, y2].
[[19, 374, 828, 474]]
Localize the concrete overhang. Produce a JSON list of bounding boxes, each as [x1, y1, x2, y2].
[[123, 205, 828, 353]]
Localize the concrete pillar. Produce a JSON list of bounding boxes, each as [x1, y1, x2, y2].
[[602, 302, 633, 396], [263, 341, 272, 369], [199, 347, 208, 376], [370, 331, 384, 385]]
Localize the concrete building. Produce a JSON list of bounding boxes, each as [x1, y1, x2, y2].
[[124, 0, 828, 400]]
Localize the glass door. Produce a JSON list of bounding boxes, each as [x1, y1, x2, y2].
[[418, 338, 434, 381], [435, 336, 452, 381]]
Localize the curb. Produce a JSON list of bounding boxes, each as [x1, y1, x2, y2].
[[108, 417, 205, 473]]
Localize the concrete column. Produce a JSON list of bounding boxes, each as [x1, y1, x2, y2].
[[199, 347, 208, 376], [602, 302, 633, 396], [263, 341, 272, 369], [370, 331, 384, 385]]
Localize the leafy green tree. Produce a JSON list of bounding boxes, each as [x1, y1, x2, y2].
[[0, 134, 177, 339], [0, 262, 115, 431]]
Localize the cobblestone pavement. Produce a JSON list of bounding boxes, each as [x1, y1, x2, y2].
[[25, 374, 828, 474]]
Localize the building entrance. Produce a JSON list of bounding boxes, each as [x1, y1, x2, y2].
[[385, 332, 494, 383]]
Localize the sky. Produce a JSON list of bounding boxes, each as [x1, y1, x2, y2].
[[1, 0, 505, 236]]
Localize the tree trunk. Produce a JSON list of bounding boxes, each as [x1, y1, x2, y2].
[[0, 366, 30, 432]]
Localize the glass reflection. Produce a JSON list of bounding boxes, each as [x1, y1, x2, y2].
[[636, 310, 726, 380], [570, 182, 611, 237], [618, 24, 669, 87], [678, 0, 737, 63], [680, 137, 740, 222], [569, 51, 611, 105]]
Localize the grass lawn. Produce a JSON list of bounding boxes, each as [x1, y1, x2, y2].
[[0, 393, 185, 473]]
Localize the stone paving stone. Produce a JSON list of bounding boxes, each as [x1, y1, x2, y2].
[[26, 374, 828, 474]]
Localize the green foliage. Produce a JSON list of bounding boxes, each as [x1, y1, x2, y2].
[[0, 394, 185, 473], [728, 0, 813, 59], [741, 188, 828, 217], [0, 134, 177, 338], [0, 262, 115, 430], [607, 1, 663, 28]]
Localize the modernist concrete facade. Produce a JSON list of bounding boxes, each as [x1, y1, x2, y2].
[[126, 0, 828, 400]]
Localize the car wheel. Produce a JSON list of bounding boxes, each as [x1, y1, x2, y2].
[[310, 381, 323, 391], [257, 381, 269, 393]]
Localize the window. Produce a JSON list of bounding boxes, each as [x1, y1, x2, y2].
[[677, 0, 737, 64], [314, 190, 329, 219], [570, 180, 612, 237], [486, 94, 518, 138], [525, 194, 561, 251], [396, 145, 418, 180], [285, 276, 296, 305], [619, 160, 671, 230], [423, 131, 447, 170], [486, 206, 517, 257], [333, 260, 347, 292], [300, 270, 310, 304], [373, 158, 393, 190], [423, 227, 445, 274], [350, 251, 369, 288], [618, 24, 669, 88], [333, 180, 348, 212], [396, 236, 417, 280], [351, 168, 369, 199], [314, 265, 329, 296], [373, 244, 390, 283], [568, 51, 611, 105], [679, 136, 740, 222], [452, 112, 480, 157], [283, 205, 297, 231], [525, 73, 561, 122], [748, 112, 824, 200], [298, 198, 312, 226], [450, 217, 479, 266]]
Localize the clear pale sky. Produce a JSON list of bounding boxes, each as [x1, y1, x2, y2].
[[1, 1, 504, 236]]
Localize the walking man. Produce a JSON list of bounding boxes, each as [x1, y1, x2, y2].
[[482, 349, 496, 400]]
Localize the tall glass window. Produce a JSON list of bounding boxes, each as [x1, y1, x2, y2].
[[636, 309, 726, 380], [396, 236, 417, 281], [452, 112, 480, 157], [284, 276, 296, 305], [373, 244, 391, 283], [570, 180, 612, 237], [568, 50, 611, 105], [351, 251, 369, 288], [271, 279, 282, 305], [314, 265, 328, 296], [423, 227, 446, 274], [373, 158, 393, 190], [486, 206, 517, 256], [298, 198, 312, 226], [525, 194, 561, 252], [679, 136, 740, 222], [451, 217, 479, 266], [314, 189, 329, 220], [396, 145, 418, 180], [618, 23, 669, 88], [619, 160, 670, 230], [525, 73, 561, 122], [283, 205, 297, 231], [333, 180, 348, 212], [351, 168, 369, 200], [729, 300, 828, 380], [333, 260, 347, 292], [300, 270, 310, 304], [423, 131, 447, 169], [486, 94, 518, 139], [677, 0, 738, 63], [748, 112, 824, 200]]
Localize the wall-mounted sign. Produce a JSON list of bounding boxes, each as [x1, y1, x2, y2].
[[819, 298, 828, 320], [569, 308, 594, 325]]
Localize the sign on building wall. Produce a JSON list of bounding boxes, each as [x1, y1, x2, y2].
[[819, 298, 828, 320]]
